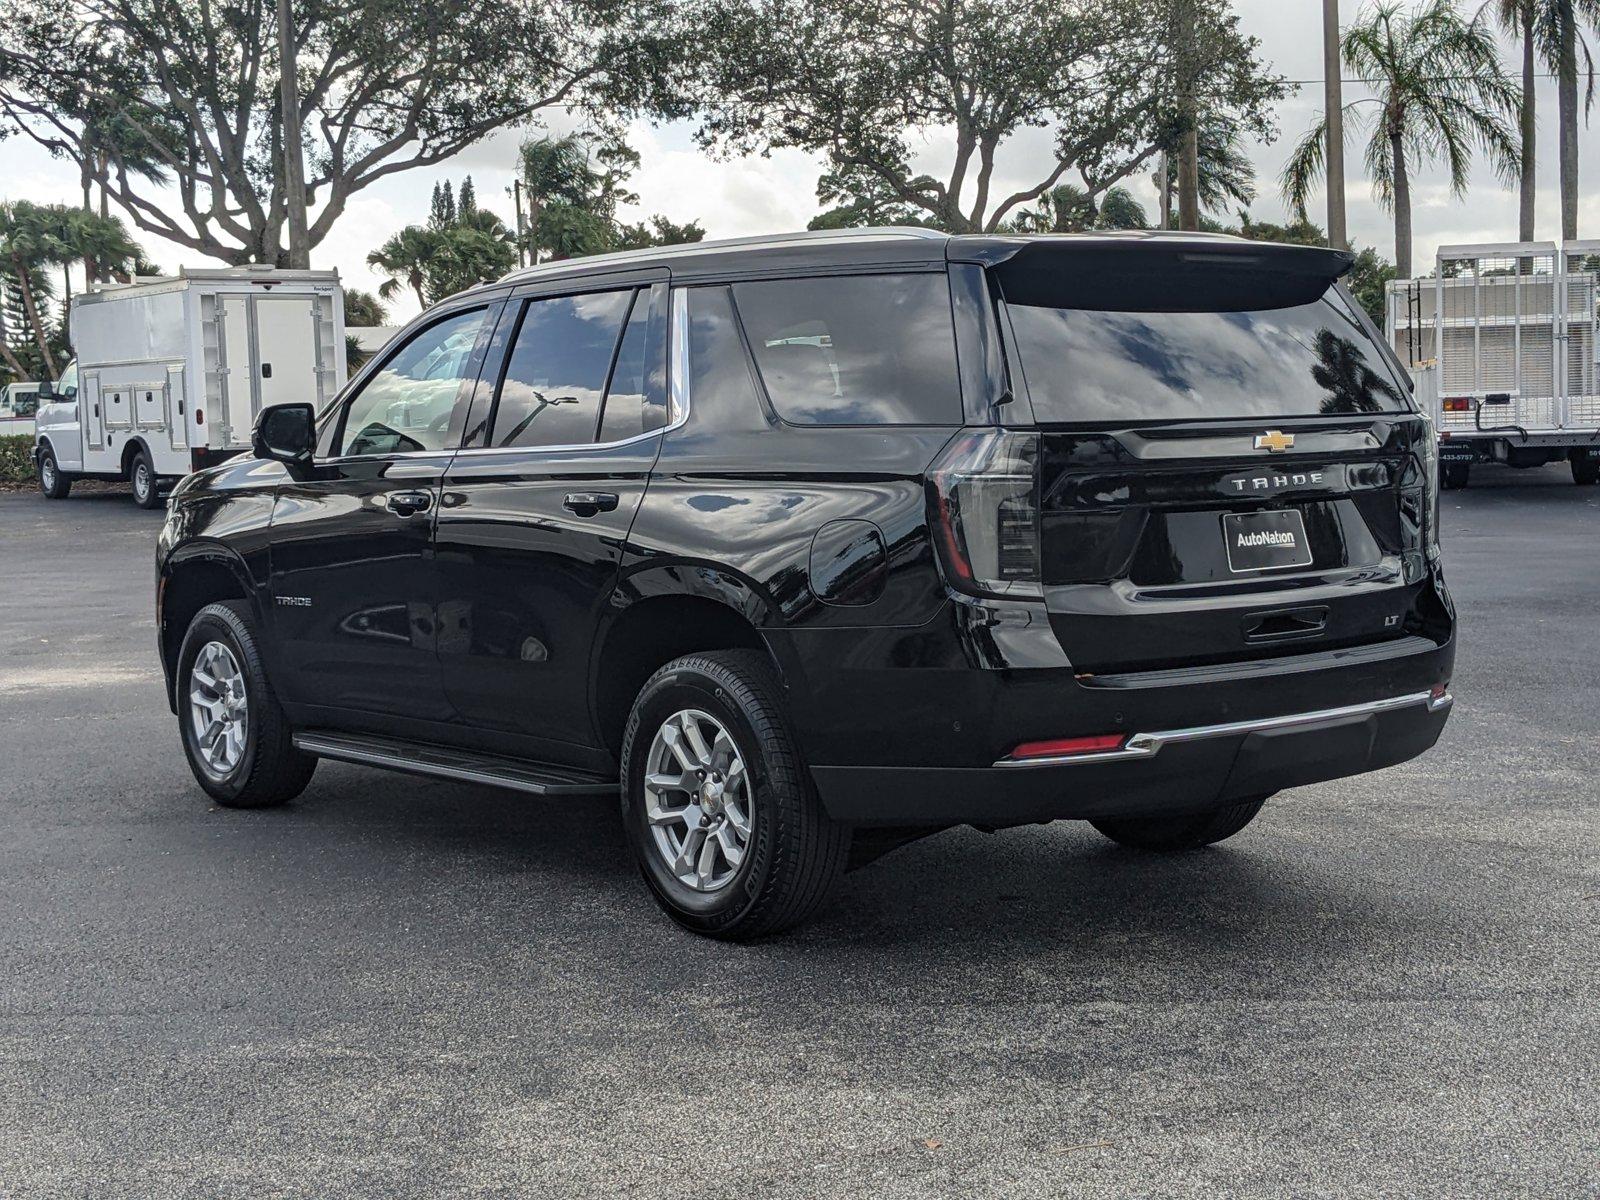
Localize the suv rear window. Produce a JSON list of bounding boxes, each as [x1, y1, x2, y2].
[[733, 274, 961, 425], [1006, 291, 1410, 422]]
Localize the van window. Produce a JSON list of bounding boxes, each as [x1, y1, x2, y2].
[[733, 274, 961, 425], [1005, 291, 1410, 422], [492, 290, 633, 448]]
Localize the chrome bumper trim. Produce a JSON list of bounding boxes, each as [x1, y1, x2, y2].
[[994, 690, 1453, 768]]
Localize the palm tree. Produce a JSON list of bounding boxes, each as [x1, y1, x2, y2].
[[1153, 119, 1258, 228], [516, 135, 599, 263], [0, 201, 62, 378], [1488, 0, 1600, 240], [367, 227, 441, 310], [1011, 184, 1150, 232], [47, 207, 138, 295], [1283, 0, 1521, 278]]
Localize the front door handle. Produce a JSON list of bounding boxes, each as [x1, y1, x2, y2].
[[563, 491, 619, 516], [385, 490, 433, 517]]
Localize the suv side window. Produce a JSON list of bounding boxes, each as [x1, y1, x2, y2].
[[733, 273, 962, 425], [489, 289, 634, 449], [336, 307, 487, 457]]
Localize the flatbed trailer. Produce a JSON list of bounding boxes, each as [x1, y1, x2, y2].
[[1385, 240, 1600, 487]]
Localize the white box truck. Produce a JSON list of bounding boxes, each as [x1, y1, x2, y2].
[[33, 267, 346, 507]]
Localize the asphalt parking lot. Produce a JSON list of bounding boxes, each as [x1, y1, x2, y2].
[[1, 467, 1596, 1199]]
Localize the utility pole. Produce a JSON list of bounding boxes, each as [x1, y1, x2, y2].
[[512, 180, 528, 268], [276, 0, 310, 269], [1323, 0, 1347, 249]]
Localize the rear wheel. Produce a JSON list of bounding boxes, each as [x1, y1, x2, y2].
[[1441, 462, 1470, 490], [130, 448, 162, 509], [176, 601, 315, 808], [37, 447, 72, 499], [620, 650, 849, 940], [1573, 455, 1599, 486], [1090, 795, 1269, 852]]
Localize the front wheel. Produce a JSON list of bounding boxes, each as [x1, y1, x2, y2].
[[130, 448, 162, 509], [37, 447, 72, 499], [1090, 796, 1269, 852], [176, 601, 316, 808], [620, 650, 849, 940]]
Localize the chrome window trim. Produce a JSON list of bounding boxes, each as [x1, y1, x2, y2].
[[445, 284, 691, 459], [993, 689, 1454, 768]]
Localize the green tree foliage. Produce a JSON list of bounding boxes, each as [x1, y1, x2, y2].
[[515, 132, 701, 261], [1151, 118, 1257, 227], [0, 200, 140, 379], [1281, 0, 1520, 277], [1008, 184, 1150, 232], [683, 0, 1285, 233], [1490, 0, 1600, 239], [614, 216, 707, 249], [368, 177, 516, 308], [0, 0, 682, 264], [342, 288, 389, 328]]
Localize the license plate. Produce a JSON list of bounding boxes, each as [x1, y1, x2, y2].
[[1223, 510, 1314, 573]]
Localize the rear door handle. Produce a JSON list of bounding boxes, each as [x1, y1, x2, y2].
[[385, 490, 433, 517], [563, 491, 619, 516]]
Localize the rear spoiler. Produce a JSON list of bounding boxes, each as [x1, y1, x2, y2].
[[953, 235, 1356, 312]]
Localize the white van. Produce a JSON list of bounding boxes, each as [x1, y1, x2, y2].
[[33, 267, 347, 507], [1, 381, 41, 435]]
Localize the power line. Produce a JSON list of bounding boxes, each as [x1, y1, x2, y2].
[[1284, 71, 1564, 85]]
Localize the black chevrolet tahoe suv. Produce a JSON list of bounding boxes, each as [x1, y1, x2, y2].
[[157, 228, 1455, 939]]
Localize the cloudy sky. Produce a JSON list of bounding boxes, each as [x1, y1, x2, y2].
[[5, 0, 1597, 320]]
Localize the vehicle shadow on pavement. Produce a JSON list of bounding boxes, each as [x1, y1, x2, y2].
[[249, 766, 1404, 986]]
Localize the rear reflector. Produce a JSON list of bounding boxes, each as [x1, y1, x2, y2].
[[1442, 397, 1471, 412], [1007, 734, 1127, 760]]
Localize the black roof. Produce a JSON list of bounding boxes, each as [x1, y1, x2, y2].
[[492, 226, 1352, 289]]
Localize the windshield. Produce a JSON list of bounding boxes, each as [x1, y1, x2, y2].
[[1005, 290, 1411, 422]]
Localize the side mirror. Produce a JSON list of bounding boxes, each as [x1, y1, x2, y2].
[[36, 380, 54, 400], [252, 403, 316, 469]]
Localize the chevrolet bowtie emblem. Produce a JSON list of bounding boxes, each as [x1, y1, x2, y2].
[[1253, 430, 1295, 453]]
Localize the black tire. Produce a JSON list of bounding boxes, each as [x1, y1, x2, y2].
[[37, 446, 72, 499], [1441, 462, 1470, 490], [1572, 455, 1600, 486], [176, 600, 315, 808], [129, 447, 163, 509], [1090, 795, 1269, 852], [620, 650, 849, 940]]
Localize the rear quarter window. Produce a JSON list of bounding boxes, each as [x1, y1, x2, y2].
[[733, 273, 962, 425]]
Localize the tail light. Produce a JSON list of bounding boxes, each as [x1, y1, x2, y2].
[[1442, 397, 1472, 412], [1009, 734, 1126, 760], [928, 429, 1042, 598], [1418, 420, 1441, 557]]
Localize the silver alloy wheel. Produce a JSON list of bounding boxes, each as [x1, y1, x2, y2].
[[643, 708, 754, 893], [40, 455, 55, 489], [189, 640, 249, 778], [133, 459, 151, 502]]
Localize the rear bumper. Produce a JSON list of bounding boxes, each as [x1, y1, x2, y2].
[[812, 689, 1452, 827]]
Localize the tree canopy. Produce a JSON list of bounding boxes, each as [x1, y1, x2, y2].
[[683, 0, 1285, 233], [0, 0, 681, 264]]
